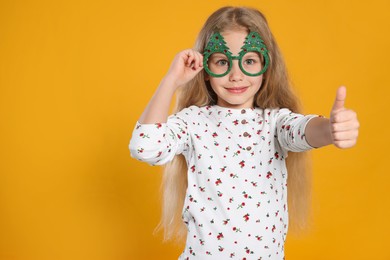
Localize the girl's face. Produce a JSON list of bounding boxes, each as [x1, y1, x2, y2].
[[206, 29, 264, 109]]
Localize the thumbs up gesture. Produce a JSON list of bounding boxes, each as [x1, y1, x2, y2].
[[330, 86, 360, 148]]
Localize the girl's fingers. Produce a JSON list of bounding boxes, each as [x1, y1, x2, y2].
[[185, 51, 195, 67], [195, 51, 203, 68], [332, 129, 359, 141], [331, 120, 360, 132], [182, 50, 203, 70], [334, 139, 357, 149], [331, 109, 357, 123], [190, 50, 202, 69]]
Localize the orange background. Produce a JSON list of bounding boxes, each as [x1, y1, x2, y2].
[[1, 0, 389, 259]]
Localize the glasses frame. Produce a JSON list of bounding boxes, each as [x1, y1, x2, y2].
[[203, 31, 270, 78]]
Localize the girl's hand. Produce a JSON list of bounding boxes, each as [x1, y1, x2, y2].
[[329, 86, 360, 148], [164, 49, 204, 88]]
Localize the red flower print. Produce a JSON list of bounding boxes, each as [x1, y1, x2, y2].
[[139, 133, 150, 138], [242, 191, 252, 199], [239, 160, 245, 168], [256, 235, 263, 241], [189, 195, 197, 203], [230, 173, 238, 178], [243, 213, 250, 222], [189, 247, 195, 256], [245, 247, 254, 254], [237, 202, 245, 209]]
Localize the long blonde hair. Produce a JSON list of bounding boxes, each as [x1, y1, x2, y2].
[[158, 6, 312, 241]]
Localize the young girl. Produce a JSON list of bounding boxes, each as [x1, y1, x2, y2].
[[129, 6, 359, 259]]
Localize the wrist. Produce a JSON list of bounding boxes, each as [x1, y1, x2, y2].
[[305, 116, 333, 148], [159, 76, 180, 94]]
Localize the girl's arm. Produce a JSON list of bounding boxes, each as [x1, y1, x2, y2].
[[138, 49, 203, 124], [129, 50, 203, 165], [305, 86, 359, 149]]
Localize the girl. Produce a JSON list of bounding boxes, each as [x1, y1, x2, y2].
[[129, 6, 359, 260]]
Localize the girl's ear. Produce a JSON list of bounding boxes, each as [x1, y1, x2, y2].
[[204, 74, 210, 81]]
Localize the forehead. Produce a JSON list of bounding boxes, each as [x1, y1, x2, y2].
[[220, 29, 248, 54]]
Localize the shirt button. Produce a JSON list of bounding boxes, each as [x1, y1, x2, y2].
[[246, 146, 252, 151], [241, 119, 247, 124], [241, 109, 246, 114], [243, 132, 249, 137]]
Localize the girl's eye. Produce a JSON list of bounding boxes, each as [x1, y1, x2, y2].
[[216, 60, 228, 66], [245, 59, 256, 65]]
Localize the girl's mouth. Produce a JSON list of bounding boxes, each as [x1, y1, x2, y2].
[[225, 87, 249, 94]]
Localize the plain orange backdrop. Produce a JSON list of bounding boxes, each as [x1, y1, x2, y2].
[[0, 0, 389, 259]]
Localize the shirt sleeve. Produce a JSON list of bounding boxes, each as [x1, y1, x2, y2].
[[128, 113, 191, 166], [275, 108, 318, 153]]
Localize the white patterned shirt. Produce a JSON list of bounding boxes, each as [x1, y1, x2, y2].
[[129, 105, 317, 260]]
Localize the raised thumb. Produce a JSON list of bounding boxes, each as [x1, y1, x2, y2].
[[332, 86, 347, 111]]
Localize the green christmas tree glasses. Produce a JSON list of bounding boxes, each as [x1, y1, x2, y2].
[[203, 31, 270, 77]]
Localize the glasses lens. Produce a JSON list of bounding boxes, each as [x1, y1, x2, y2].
[[240, 51, 263, 75], [207, 53, 230, 76]]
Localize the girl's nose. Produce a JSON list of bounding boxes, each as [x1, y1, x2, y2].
[[229, 60, 244, 81]]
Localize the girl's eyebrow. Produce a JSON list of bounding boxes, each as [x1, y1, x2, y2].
[[244, 53, 261, 57], [243, 54, 261, 59], [211, 53, 227, 56], [210, 53, 228, 58]]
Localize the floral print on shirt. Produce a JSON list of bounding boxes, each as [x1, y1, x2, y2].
[[129, 105, 317, 260]]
